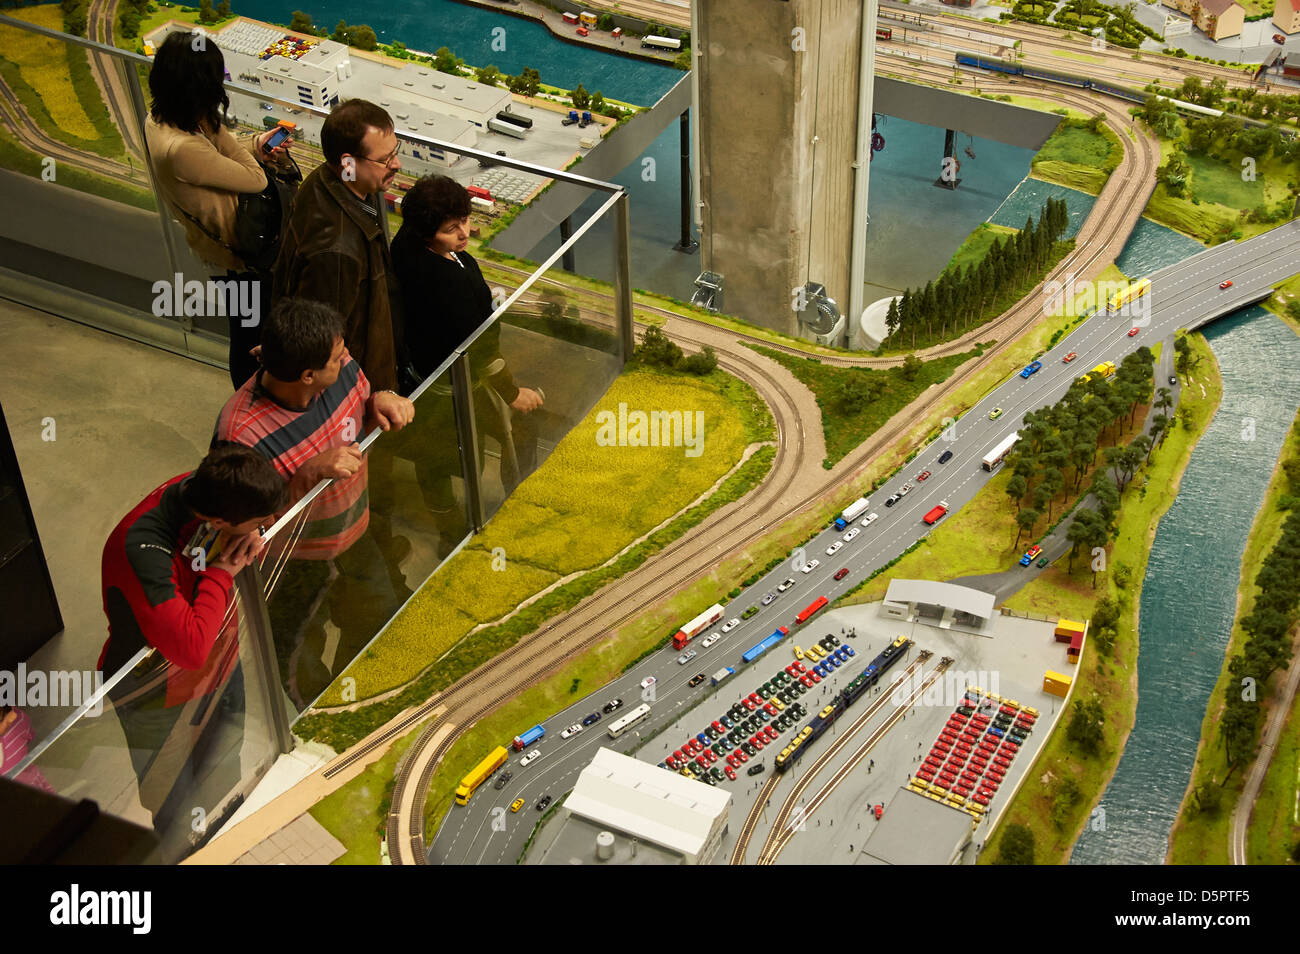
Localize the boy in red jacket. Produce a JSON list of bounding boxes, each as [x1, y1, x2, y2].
[[99, 444, 286, 842]]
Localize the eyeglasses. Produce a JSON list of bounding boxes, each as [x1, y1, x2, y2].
[[360, 145, 400, 168]]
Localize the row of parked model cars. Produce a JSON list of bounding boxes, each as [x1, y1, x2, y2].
[[661, 665, 817, 784]]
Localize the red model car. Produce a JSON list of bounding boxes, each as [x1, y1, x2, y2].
[[1127, 327, 1140, 337], [1063, 351, 1078, 363], [1219, 280, 1233, 289]]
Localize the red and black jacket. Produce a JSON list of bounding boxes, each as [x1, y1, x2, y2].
[[98, 474, 240, 707]]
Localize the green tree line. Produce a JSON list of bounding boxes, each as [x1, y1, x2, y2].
[[884, 198, 1070, 350], [1001, 348, 1162, 579], [1217, 426, 1300, 778]]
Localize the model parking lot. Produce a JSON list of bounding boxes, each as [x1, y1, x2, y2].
[[630, 602, 1073, 864]]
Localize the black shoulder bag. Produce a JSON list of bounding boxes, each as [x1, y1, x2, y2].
[[175, 151, 302, 273]]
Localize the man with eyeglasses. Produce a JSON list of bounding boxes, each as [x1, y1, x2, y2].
[[271, 99, 416, 634], [272, 99, 405, 393]]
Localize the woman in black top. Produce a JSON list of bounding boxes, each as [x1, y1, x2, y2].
[[391, 176, 543, 535]]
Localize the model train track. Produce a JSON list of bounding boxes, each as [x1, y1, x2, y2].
[[728, 652, 932, 865], [756, 654, 951, 865], [490, 68, 1157, 372], [881, 3, 1258, 88], [87, 0, 144, 161], [395, 88, 1158, 862], [391, 343, 809, 860]]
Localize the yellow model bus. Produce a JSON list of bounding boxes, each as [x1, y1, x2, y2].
[[455, 745, 508, 805], [580, 11, 598, 26]]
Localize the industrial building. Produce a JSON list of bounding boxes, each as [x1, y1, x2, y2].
[[535, 748, 731, 865], [881, 580, 996, 630], [212, 20, 352, 109], [859, 788, 977, 864], [382, 66, 514, 129]]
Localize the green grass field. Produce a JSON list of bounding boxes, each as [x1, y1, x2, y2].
[[1248, 684, 1300, 863], [942, 223, 1019, 277], [1183, 152, 1271, 210], [1144, 138, 1299, 244], [1168, 410, 1300, 864], [308, 721, 425, 865], [1030, 122, 1120, 196], [981, 333, 1223, 864], [316, 367, 761, 704], [745, 344, 980, 468], [1049, 49, 1106, 66]]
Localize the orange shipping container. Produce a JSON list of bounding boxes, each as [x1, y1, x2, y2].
[[1043, 670, 1071, 697], [1054, 618, 1085, 643]]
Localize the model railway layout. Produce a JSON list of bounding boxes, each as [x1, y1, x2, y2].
[[775, 636, 912, 772]]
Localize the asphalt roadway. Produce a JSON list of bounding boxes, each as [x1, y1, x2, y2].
[[428, 220, 1299, 863]]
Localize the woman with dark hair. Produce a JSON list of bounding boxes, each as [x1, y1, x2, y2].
[[391, 175, 543, 549], [145, 29, 291, 388]]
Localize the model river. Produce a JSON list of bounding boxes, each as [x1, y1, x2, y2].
[[241, 4, 1300, 860], [1070, 227, 1300, 863]]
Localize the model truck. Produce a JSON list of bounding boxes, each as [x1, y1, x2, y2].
[[1081, 360, 1116, 383], [835, 497, 870, 530], [922, 501, 950, 525]]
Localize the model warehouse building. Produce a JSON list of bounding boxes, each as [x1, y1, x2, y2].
[[539, 748, 731, 865]]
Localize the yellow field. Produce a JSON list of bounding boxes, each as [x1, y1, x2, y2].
[[320, 368, 750, 702], [0, 5, 100, 141]]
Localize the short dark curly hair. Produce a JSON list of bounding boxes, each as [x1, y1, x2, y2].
[[399, 175, 472, 240], [184, 443, 288, 525], [321, 99, 394, 168], [260, 298, 347, 382], [149, 30, 229, 135]]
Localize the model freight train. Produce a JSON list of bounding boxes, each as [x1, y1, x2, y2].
[[774, 635, 912, 772], [952, 51, 1281, 132]]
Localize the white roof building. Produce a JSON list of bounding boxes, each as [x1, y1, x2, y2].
[[558, 748, 731, 864], [382, 66, 513, 127]]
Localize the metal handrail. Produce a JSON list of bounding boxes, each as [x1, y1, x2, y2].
[[0, 13, 625, 193], [0, 10, 635, 787]]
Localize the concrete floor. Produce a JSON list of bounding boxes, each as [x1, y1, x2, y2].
[[0, 297, 232, 739]]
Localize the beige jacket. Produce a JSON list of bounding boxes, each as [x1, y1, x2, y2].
[[145, 116, 268, 272]]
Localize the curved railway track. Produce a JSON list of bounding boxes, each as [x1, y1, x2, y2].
[[382, 73, 1162, 865], [753, 654, 950, 866], [86, 0, 143, 161], [0, 74, 140, 186], [383, 342, 809, 861], [0, 12, 1164, 862]]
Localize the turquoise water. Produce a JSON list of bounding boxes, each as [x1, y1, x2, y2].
[[988, 178, 1095, 240], [1115, 217, 1206, 278], [1069, 302, 1300, 865], [862, 115, 1038, 301], [229, 0, 680, 105], [528, 115, 1048, 304]]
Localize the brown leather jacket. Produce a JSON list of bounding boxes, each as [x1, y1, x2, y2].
[[272, 164, 403, 392]]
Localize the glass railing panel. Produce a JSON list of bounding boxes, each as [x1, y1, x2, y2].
[[466, 210, 624, 525], [0, 17, 186, 313], [3, 584, 281, 863], [258, 362, 469, 716]]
